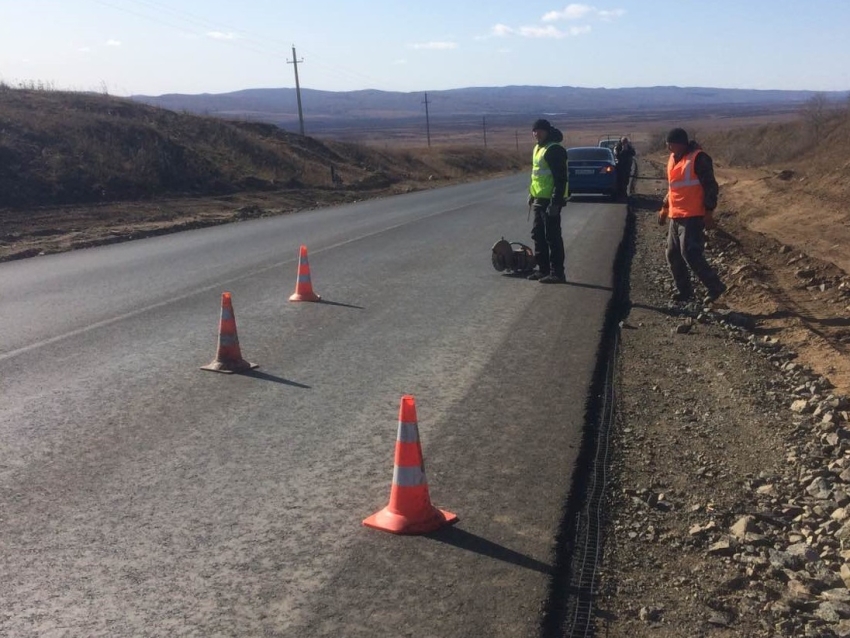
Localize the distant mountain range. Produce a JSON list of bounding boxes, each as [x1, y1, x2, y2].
[[131, 85, 850, 135]]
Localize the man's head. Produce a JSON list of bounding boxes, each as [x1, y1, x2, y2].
[[666, 128, 689, 156], [532, 118, 552, 144]]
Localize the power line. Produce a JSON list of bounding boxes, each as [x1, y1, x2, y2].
[[92, 0, 290, 60], [93, 0, 389, 91], [297, 50, 388, 89]]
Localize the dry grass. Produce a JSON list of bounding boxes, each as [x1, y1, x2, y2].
[[0, 87, 524, 210]]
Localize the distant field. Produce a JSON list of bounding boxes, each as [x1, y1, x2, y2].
[[293, 104, 805, 151]]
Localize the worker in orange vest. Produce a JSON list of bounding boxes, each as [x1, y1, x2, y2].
[[658, 128, 727, 303]]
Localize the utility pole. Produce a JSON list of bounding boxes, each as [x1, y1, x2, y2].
[[423, 92, 431, 148], [482, 116, 487, 148], [287, 45, 305, 136]]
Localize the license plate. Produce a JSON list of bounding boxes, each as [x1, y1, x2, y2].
[[575, 169, 594, 174]]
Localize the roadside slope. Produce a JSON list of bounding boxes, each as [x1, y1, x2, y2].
[[0, 87, 523, 261]]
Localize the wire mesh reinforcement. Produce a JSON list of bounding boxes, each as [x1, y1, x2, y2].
[[541, 169, 634, 638], [562, 329, 619, 637]]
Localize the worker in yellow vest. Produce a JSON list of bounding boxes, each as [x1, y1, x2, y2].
[[527, 118, 568, 283], [658, 127, 727, 303]]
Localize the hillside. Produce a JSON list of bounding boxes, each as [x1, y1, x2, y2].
[[0, 87, 524, 259], [0, 87, 524, 209]]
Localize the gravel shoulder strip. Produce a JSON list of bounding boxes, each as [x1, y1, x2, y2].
[[594, 174, 850, 637]]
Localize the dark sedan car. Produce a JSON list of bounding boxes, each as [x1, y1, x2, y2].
[[567, 146, 618, 199]]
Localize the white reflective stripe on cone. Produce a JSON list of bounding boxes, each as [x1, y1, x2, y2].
[[393, 465, 426, 487], [397, 422, 420, 443]]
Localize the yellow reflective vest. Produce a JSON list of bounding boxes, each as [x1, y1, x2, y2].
[[530, 142, 564, 199]]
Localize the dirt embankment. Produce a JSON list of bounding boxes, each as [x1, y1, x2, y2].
[[718, 168, 850, 395]]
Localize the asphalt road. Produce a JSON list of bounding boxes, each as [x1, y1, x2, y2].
[[0, 175, 627, 637]]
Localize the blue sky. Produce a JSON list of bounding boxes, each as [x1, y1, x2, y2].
[[2, 0, 849, 96]]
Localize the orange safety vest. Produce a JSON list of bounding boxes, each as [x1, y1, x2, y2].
[[667, 149, 706, 219]]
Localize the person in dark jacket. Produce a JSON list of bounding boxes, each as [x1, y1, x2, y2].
[[658, 127, 726, 303], [526, 118, 568, 283], [614, 136, 636, 198]]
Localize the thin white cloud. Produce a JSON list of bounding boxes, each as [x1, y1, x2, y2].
[[410, 41, 458, 50], [519, 25, 567, 39], [206, 31, 236, 40], [490, 5, 616, 40], [543, 5, 625, 22], [106, 39, 121, 47], [491, 24, 515, 37], [598, 9, 626, 20], [393, 59, 407, 65], [77, 47, 92, 53], [494, 23, 591, 39], [543, 4, 595, 21]]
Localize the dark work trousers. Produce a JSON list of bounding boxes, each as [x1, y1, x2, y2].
[[617, 158, 633, 197], [666, 216, 724, 296], [531, 199, 565, 278]]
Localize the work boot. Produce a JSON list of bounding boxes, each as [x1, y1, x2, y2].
[[527, 271, 547, 281], [703, 282, 728, 304], [539, 274, 566, 284], [671, 290, 693, 303]]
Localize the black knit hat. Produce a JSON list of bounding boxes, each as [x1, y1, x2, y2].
[[666, 127, 689, 145], [532, 118, 552, 132]]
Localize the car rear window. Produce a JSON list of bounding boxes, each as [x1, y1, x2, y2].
[[569, 148, 612, 161]]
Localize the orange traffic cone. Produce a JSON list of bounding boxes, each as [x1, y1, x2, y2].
[[363, 395, 458, 535], [289, 245, 321, 302], [200, 292, 258, 373]]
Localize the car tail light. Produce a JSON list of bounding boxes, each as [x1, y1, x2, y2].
[[599, 166, 614, 174]]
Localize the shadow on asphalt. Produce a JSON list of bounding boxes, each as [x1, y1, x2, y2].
[[496, 273, 613, 293], [565, 280, 613, 292], [428, 526, 553, 575], [243, 369, 311, 388], [318, 298, 365, 310]]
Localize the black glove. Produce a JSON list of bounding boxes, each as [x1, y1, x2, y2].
[[527, 194, 534, 206], [545, 203, 562, 217]]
